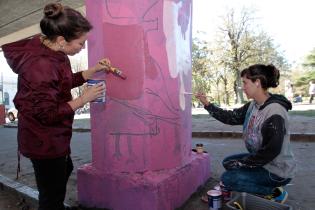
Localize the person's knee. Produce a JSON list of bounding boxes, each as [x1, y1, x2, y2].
[[221, 171, 236, 187], [222, 156, 233, 168]]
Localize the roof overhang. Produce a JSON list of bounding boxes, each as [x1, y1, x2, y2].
[[0, 0, 85, 47]]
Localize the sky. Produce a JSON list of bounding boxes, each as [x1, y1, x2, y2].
[[192, 0, 315, 65]]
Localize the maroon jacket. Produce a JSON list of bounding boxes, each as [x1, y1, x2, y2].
[[2, 36, 86, 159]]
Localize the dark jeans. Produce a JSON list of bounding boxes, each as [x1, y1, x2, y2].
[[31, 156, 73, 210], [221, 153, 291, 195]]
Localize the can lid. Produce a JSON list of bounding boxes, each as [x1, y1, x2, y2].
[[207, 190, 222, 196], [87, 79, 105, 84]]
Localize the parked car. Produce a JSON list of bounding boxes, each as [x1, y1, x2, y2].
[[293, 95, 303, 103], [7, 107, 18, 122]]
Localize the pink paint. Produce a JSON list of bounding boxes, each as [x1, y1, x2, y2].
[[78, 1, 210, 209], [102, 22, 145, 99], [78, 153, 210, 210]]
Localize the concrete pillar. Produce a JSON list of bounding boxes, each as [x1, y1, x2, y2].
[[78, 1, 210, 209]]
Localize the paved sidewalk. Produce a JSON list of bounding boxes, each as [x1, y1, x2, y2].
[[1, 107, 315, 210]]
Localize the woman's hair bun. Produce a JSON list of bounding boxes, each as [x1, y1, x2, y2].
[[43, 3, 64, 19], [266, 64, 280, 88]]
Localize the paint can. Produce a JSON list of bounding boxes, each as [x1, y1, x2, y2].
[[207, 189, 222, 210], [87, 79, 106, 103]]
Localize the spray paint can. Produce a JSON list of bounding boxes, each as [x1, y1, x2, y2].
[[87, 79, 106, 103], [207, 189, 222, 210]]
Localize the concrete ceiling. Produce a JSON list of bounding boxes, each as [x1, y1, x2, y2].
[[0, 0, 85, 46]]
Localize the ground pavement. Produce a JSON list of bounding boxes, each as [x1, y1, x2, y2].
[[0, 105, 314, 210]]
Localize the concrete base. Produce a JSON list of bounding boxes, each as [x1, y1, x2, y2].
[[77, 152, 210, 210]]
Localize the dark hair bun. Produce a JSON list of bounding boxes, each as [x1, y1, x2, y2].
[[266, 64, 280, 88], [40, 2, 92, 41], [43, 3, 64, 19]]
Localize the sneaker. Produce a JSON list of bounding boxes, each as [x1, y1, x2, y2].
[[271, 187, 288, 204]]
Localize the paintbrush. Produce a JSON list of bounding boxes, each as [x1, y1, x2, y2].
[[183, 92, 211, 97], [108, 67, 127, 80], [99, 61, 127, 80]]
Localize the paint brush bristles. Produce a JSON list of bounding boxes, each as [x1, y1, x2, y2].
[[183, 92, 194, 95], [183, 92, 211, 97]]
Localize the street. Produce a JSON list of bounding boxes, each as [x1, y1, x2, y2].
[[0, 127, 315, 209]]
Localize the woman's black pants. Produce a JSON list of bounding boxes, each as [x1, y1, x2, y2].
[[31, 156, 73, 210]]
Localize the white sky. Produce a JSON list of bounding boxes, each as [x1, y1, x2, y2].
[[192, 0, 315, 65]]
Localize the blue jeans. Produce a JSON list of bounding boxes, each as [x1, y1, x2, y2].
[[221, 153, 291, 195]]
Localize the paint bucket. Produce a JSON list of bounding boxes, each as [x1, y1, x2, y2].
[[87, 79, 106, 103], [207, 189, 222, 210]]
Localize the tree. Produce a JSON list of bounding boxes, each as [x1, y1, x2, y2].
[[213, 7, 290, 103], [192, 7, 289, 106], [293, 49, 315, 96], [303, 48, 315, 68], [192, 37, 233, 106], [192, 36, 211, 106]]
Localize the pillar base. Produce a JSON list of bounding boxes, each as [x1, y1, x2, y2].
[[77, 153, 210, 210]]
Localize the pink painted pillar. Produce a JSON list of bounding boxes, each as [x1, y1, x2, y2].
[[77, 1, 210, 209]]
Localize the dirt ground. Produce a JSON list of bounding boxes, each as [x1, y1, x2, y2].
[[0, 189, 35, 210]]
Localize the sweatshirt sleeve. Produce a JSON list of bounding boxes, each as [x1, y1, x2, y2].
[[204, 102, 250, 125], [239, 114, 285, 168], [72, 71, 86, 88]]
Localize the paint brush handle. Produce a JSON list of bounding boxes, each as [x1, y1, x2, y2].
[[109, 67, 127, 80], [183, 92, 211, 97], [99, 61, 127, 80]]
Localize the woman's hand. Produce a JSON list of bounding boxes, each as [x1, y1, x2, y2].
[[67, 83, 105, 111], [82, 58, 111, 80], [195, 92, 210, 106], [94, 58, 111, 72], [81, 83, 105, 104]]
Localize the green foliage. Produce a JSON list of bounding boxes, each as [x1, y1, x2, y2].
[[303, 48, 315, 67], [192, 37, 212, 102], [292, 49, 315, 95]]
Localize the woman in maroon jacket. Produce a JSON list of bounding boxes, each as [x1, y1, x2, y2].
[[2, 3, 110, 210]]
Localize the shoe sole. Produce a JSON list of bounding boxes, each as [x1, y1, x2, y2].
[[273, 192, 288, 204]]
